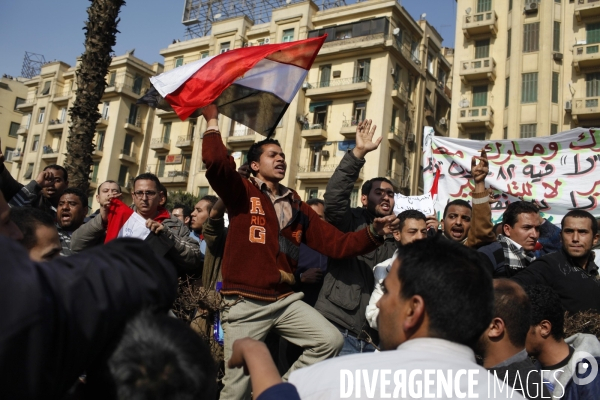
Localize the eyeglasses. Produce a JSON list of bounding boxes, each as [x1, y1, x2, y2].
[[133, 190, 157, 199]]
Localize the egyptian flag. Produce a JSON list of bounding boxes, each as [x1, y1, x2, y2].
[[105, 198, 170, 243], [138, 35, 326, 137]]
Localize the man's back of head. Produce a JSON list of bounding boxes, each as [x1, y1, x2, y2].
[[85, 312, 217, 400], [377, 236, 493, 350], [524, 285, 566, 362], [10, 207, 60, 261]]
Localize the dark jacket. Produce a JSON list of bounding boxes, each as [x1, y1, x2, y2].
[[512, 248, 600, 314], [294, 243, 328, 307], [0, 236, 177, 400], [314, 151, 396, 339]]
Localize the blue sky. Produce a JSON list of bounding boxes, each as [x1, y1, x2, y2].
[[0, 0, 457, 78]]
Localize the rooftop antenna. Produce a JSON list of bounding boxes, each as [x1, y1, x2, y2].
[[420, 13, 426, 20]]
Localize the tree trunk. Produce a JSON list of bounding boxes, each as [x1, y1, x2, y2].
[[66, 0, 125, 192]]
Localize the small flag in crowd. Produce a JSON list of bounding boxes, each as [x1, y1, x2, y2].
[[138, 35, 327, 137], [105, 199, 169, 243]]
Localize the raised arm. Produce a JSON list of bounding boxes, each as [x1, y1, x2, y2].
[[323, 119, 379, 228], [466, 149, 495, 248], [8, 170, 55, 208]]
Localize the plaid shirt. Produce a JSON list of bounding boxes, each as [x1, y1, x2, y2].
[[497, 234, 535, 276]]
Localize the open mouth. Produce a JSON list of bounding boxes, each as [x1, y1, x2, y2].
[[380, 203, 390, 212], [60, 214, 72, 222], [450, 227, 464, 238], [275, 165, 286, 173]]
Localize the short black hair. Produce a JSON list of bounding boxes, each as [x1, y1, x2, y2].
[[361, 177, 393, 196], [199, 195, 218, 214], [561, 209, 598, 236], [247, 138, 281, 176], [493, 279, 531, 348], [158, 183, 167, 205], [525, 285, 565, 341], [443, 199, 472, 219], [502, 201, 539, 228], [61, 187, 88, 208], [9, 207, 56, 249], [133, 173, 161, 191], [43, 164, 68, 182], [172, 203, 192, 219], [395, 236, 494, 348], [85, 312, 217, 399], [98, 180, 122, 195], [306, 198, 324, 207], [397, 209, 426, 231]]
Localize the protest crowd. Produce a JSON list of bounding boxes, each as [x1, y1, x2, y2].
[[2, 99, 600, 399]]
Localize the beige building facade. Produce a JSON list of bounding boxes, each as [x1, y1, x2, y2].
[[151, 0, 454, 201], [451, 0, 600, 140], [0, 76, 27, 165], [10, 54, 162, 211]]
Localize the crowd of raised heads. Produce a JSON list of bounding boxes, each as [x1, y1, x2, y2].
[[1, 108, 599, 400]]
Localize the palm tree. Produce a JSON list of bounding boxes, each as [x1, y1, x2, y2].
[[65, 0, 125, 191]]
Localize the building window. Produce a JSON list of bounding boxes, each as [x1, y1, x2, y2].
[[319, 65, 331, 87], [59, 107, 67, 123], [198, 186, 209, 198], [189, 118, 197, 136], [355, 59, 370, 82], [427, 53, 434, 74], [352, 101, 367, 124], [220, 42, 230, 54], [162, 122, 172, 143], [505, 77, 510, 108], [201, 51, 209, 59], [503, 127, 508, 139], [282, 28, 294, 43], [38, 107, 45, 124], [24, 163, 34, 180], [521, 73, 538, 103], [132, 75, 143, 95], [472, 85, 488, 107], [477, 0, 491, 13], [41, 81, 51, 96], [306, 187, 318, 200], [553, 22, 561, 52], [157, 156, 166, 177], [470, 133, 486, 141], [554, 0, 560, 3], [313, 105, 327, 127], [587, 23, 600, 44], [350, 188, 359, 208], [128, 104, 138, 124], [552, 72, 559, 103], [520, 124, 537, 138], [96, 130, 105, 151], [118, 165, 128, 186], [108, 71, 116, 86], [102, 102, 110, 119], [32, 135, 40, 152], [507, 29, 512, 58], [387, 149, 396, 175], [184, 154, 192, 173], [9, 122, 19, 137], [309, 146, 322, 171], [509, 0, 513, 11], [14, 97, 25, 110], [91, 162, 100, 183], [551, 124, 558, 135], [586, 73, 600, 97], [523, 23, 540, 53], [122, 134, 134, 156], [391, 107, 398, 131], [175, 57, 184, 68], [475, 39, 490, 59]]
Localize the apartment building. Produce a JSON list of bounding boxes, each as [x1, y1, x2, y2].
[[451, 0, 600, 140], [0, 75, 27, 164], [11, 53, 162, 210], [151, 0, 454, 200]]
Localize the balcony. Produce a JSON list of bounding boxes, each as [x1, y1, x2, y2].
[[16, 96, 36, 112], [392, 83, 409, 105], [304, 77, 372, 100], [308, 17, 389, 57], [575, 0, 600, 23], [10, 150, 23, 163], [340, 120, 358, 138], [175, 135, 193, 150], [124, 117, 142, 133], [434, 119, 449, 136], [119, 150, 137, 164], [156, 109, 176, 118], [388, 125, 405, 147], [457, 106, 494, 132], [17, 125, 29, 136], [462, 10, 498, 39], [573, 43, 600, 73], [103, 82, 151, 100], [227, 126, 257, 148], [301, 123, 327, 141], [460, 58, 496, 84], [389, 38, 423, 74], [92, 149, 103, 159], [571, 97, 600, 123], [47, 119, 66, 132], [52, 89, 71, 104], [297, 164, 364, 182], [41, 146, 59, 160], [150, 137, 171, 152], [157, 169, 190, 185], [97, 116, 109, 127]]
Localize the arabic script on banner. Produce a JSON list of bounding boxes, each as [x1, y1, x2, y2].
[[394, 193, 435, 216], [422, 127, 600, 224]]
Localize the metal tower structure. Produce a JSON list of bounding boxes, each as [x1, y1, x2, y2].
[[21, 52, 47, 79], [182, 0, 351, 39]]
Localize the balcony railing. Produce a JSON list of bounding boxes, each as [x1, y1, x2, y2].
[[458, 106, 494, 132], [460, 106, 491, 118], [389, 36, 422, 70], [462, 10, 498, 38], [42, 146, 59, 154], [151, 137, 170, 145], [571, 96, 600, 123], [573, 43, 600, 72], [307, 76, 371, 89], [297, 164, 339, 173], [125, 117, 142, 127], [120, 149, 136, 158], [302, 123, 327, 130], [575, 0, 600, 22], [460, 57, 496, 83], [342, 119, 362, 128]]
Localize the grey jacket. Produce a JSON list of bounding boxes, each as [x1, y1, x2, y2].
[[314, 151, 396, 339], [71, 213, 201, 274]]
